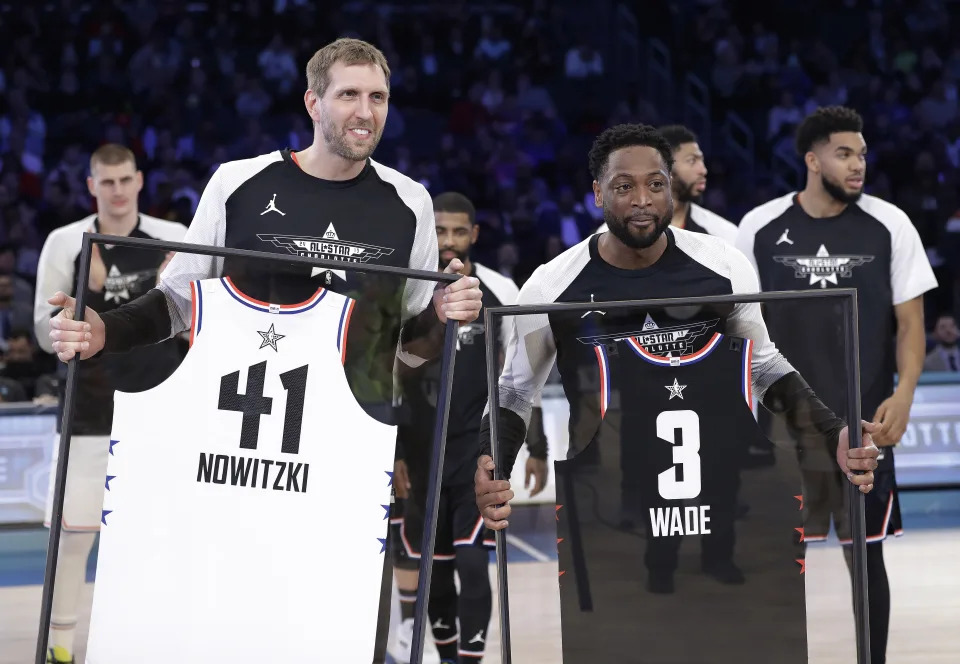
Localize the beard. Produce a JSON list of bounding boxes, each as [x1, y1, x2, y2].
[[821, 172, 862, 204], [439, 247, 469, 270], [604, 205, 673, 250], [319, 113, 381, 162], [673, 174, 702, 204]]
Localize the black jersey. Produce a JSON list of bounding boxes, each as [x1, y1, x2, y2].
[[33, 215, 188, 435], [555, 334, 806, 662], [398, 263, 519, 485], [496, 229, 795, 460], [153, 150, 439, 408], [737, 193, 937, 469]]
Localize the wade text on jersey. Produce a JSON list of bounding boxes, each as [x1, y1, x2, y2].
[[649, 505, 711, 537], [196, 452, 310, 493]]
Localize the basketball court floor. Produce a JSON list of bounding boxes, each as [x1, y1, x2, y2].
[[2, 491, 957, 663]]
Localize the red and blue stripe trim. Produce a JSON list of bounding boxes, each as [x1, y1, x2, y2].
[[220, 276, 326, 314]]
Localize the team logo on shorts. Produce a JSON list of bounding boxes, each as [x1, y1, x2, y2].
[[578, 314, 719, 356], [258, 223, 394, 263], [774, 244, 874, 288], [457, 323, 484, 348]]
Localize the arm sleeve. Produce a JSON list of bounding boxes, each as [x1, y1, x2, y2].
[[402, 188, 439, 322], [479, 268, 557, 477], [33, 231, 76, 354], [155, 168, 227, 337], [761, 371, 846, 454], [723, 242, 795, 401], [889, 213, 938, 305], [395, 188, 442, 368]]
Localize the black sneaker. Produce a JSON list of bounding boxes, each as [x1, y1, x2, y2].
[[702, 561, 746, 585], [647, 573, 675, 594]]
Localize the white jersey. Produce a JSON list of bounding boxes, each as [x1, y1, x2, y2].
[[86, 277, 396, 664]]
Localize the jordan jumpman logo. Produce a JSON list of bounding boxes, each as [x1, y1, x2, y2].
[[776, 228, 794, 245], [261, 193, 286, 216]]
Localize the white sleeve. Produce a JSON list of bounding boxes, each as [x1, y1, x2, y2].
[[723, 242, 795, 401], [495, 267, 557, 424], [889, 213, 938, 305], [156, 169, 227, 336], [402, 186, 439, 322], [734, 216, 761, 276], [33, 229, 79, 354]]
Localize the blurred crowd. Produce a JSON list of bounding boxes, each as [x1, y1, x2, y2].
[[1, 0, 959, 401]]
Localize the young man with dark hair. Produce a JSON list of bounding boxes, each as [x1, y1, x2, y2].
[[390, 192, 547, 663], [34, 143, 187, 664], [596, 124, 738, 244], [474, 123, 880, 662], [736, 106, 937, 664]]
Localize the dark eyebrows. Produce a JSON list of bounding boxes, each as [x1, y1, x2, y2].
[[835, 144, 867, 154]]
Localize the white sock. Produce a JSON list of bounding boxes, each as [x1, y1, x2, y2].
[[49, 531, 97, 657]]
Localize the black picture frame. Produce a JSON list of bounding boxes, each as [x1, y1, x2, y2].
[[484, 288, 870, 664], [37, 233, 460, 664]]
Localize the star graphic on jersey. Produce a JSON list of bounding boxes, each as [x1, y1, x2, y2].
[[105, 475, 116, 490], [664, 378, 687, 400], [794, 494, 804, 511], [555, 504, 563, 521], [257, 323, 285, 352], [109, 439, 119, 455], [795, 527, 805, 543], [796, 558, 806, 575], [385, 471, 393, 486], [101, 509, 112, 525], [103, 265, 134, 302], [378, 537, 387, 554], [382, 505, 390, 520]]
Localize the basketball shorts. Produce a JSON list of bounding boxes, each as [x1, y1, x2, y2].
[[801, 466, 902, 545], [44, 435, 111, 532], [399, 481, 495, 561], [389, 498, 418, 571]]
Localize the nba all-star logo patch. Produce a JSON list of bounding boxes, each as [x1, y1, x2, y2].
[[774, 244, 874, 288], [578, 314, 719, 356], [257, 323, 285, 351], [257, 223, 394, 264]]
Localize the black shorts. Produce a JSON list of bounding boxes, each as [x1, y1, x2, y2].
[[399, 481, 495, 560], [389, 499, 419, 570], [801, 467, 903, 545]]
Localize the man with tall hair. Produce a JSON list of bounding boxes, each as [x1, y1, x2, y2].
[[45, 39, 482, 661], [596, 124, 738, 244], [34, 144, 187, 664], [390, 192, 547, 663], [473, 123, 880, 662], [736, 106, 937, 664]]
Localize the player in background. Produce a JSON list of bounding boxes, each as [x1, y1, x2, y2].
[[390, 192, 548, 663], [736, 106, 937, 664], [474, 122, 879, 562], [595, 124, 738, 245], [33, 144, 187, 664]]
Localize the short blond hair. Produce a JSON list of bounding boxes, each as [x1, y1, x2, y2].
[[306, 38, 391, 98], [90, 143, 136, 174]]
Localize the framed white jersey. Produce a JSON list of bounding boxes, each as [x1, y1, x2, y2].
[[85, 277, 397, 663]]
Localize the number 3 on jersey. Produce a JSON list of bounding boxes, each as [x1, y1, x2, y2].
[[656, 410, 701, 500]]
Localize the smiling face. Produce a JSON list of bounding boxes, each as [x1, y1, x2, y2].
[[811, 131, 867, 204], [314, 61, 389, 162], [593, 145, 674, 249]]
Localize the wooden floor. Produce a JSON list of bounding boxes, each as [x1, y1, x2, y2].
[[2, 530, 958, 663]]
